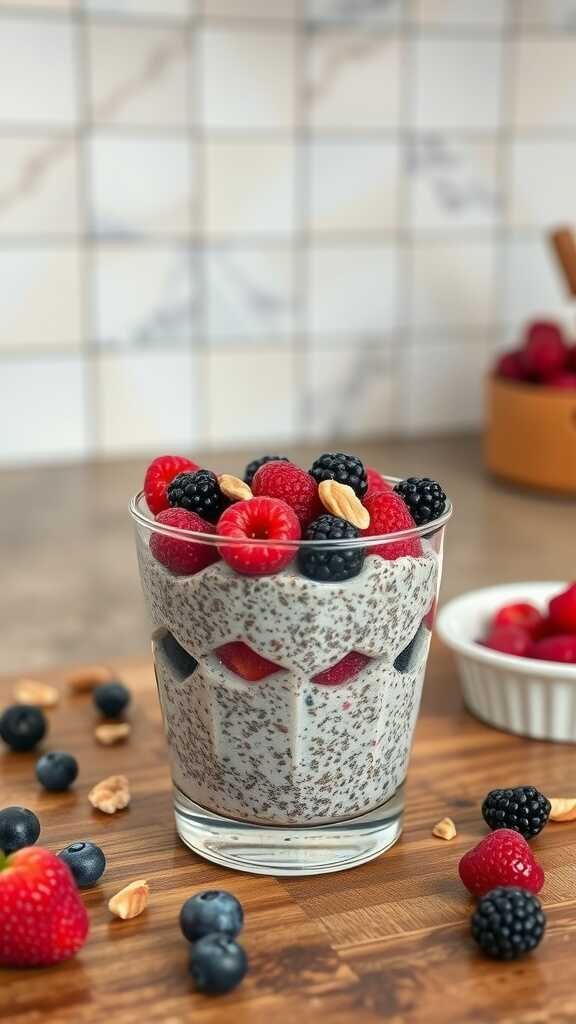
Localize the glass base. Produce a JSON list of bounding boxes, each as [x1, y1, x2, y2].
[[174, 784, 404, 876]]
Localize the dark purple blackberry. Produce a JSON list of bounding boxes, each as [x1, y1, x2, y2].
[[298, 514, 365, 582], [393, 477, 446, 526], [471, 887, 546, 960], [167, 470, 226, 523], [243, 455, 289, 487], [309, 453, 367, 499], [482, 786, 551, 839]]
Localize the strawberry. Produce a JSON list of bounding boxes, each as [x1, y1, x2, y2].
[[362, 491, 422, 560], [548, 582, 576, 633], [144, 455, 199, 515], [365, 466, 391, 496], [150, 508, 219, 576], [251, 460, 322, 529], [0, 846, 89, 967], [482, 625, 532, 657], [529, 635, 576, 664], [312, 652, 371, 686], [491, 602, 544, 637], [215, 642, 282, 682], [520, 321, 568, 380], [217, 497, 300, 575], [459, 829, 544, 899]]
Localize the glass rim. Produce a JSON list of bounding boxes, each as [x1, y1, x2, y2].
[[129, 480, 453, 551]]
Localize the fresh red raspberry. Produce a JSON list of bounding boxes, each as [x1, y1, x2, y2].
[[144, 454, 199, 515], [545, 371, 576, 389], [569, 346, 576, 371], [216, 642, 282, 682], [529, 635, 576, 664], [365, 466, 391, 496], [150, 508, 219, 576], [0, 846, 89, 967], [491, 602, 545, 637], [312, 652, 371, 686], [362, 491, 422, 560], [482, 625, 532, 657], [495, 350, 527, 381], [521, 321, 568, 380], [459, 829, 544, 899], [251, 460, 322, 528], [548, 583, 576, 633], [217, 496, 300, 575]]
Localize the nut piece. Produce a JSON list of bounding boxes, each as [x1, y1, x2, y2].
[[95, 722, 131, 746], [13, 679, 59, 709], [89, 774, 130, 815], [108, 879, 149, 920], [66, 665, 114, 694], [549, 798, 576, 822], [218, 474, 253, 503], [318, 479, 370, 531], [432, 817, 457, 841]]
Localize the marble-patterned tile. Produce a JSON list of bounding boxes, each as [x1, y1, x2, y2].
[[96, 350, 198, 454], [206, 246, 295, 341], [201, 27, 296, 130], [92, 244, 196, 347], [87, 22, 189, 127], [303, 344, 399, 441], [308, 244, 398, 336], [398, 337, 490, 435], [0, 247, 82, 349], [204, 141, 295, 238], [0, 17, 77, 126], [306, 29, 401, 129], [517, 0, 576, 28], [0, 357, 86, 464], [509, 140, 576, 228], [308, 139, 399, 233], [412, 0, 507, 25], [407, 135, 500, 230], [501, 237, 571, 334], [412, 38, 502, 130], [203, 347, 296, 446], [203, 0, 297, 16], [306, 0, 402, 24], [512, 39, 576, 129], [89, 135, 194, 238], [84, 0, 189, 14], [0, 135, 79, 237], [0, 0, 75, 8], [408, 240, 496, 330]]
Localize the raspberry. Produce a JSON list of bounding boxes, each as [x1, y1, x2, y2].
[[482, 625, 532, 657], [394, 477, 447, 526], [365, 466, 390, 496], [529, 634, 576, 663], [495, 350, 527, 381], [216, 642, 282, 682], [217, 496, 300, 575], [548, 582, 576, 633], [167, 469, 226, 523], [297, 514, 365, 582], [144, 455, 199, 515], [482, 786, 551, 839], [309, 452, 367, 499], [150, 508, 219, 576], [458, 829, 544, 899], [471, 887, 546, 960], [244, 454, 289, 487], [546, 371, 576, 389], [312, 652, 371, 686], [491, 602, 545, 637], [252, 460, 322, 528], [362, 491, 421, 560], [521, 320, 568, 380]]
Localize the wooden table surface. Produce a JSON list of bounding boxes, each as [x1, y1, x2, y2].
[[3, 644, 576, 1024]]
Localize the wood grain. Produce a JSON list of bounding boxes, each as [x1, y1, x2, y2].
[[2, 644, 576, 1024]]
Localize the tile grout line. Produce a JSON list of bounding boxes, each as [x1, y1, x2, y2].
[[293, 0, 308, 444], [187, 0, 202, 450]]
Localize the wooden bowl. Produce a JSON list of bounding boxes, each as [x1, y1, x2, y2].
[[484, 376, 576, 494]]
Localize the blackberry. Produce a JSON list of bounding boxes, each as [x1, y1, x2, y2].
[[244, 455, 289, 487], [167, 469, 226, 524], [298, 515, 365, 582], [471, 886, 546, 960], [482, 786, 551, 839], [309, 452, 367, 499], [393, 477, 446, 526]]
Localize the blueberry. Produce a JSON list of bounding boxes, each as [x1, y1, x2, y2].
[[58, 840, 106, 887], [0, 806, 40, 854], [93, 681, 131, 718], [36, 751, 78, 792], [189, 934, 248, 995], [0, 704, 47, 752], [180, 890, 244, 943]]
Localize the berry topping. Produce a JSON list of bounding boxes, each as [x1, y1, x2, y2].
[[365, 466, 391, 496], [217, 497, 300, 575], [459, 829, 544, 899], [167, 469, 227, 524], [482, 625, 532, 658], [93, 681, 131, 718], [297, 514, 365, 582], [0, 846, 89, 966], [312, 652, 371, 686], [393, 477, 447, 526], [36, 752, 78, 792], [0, 704, 47, 752], [471, 887, 546, 960], [309, 452, 368, 499], [144, 455, 199, 515], [529, 634, 576, 663], [244, 454, 289, 487], [252, 460, 322, 529], [548, 582, 576, 633], [58, 841, 106, 888], [482, 786, 551, 839], [215, 642, 282, 682], [521, 320, 568, 380], [0, 807, 40, 855], [361, 491, 422, 560], [189, 934, 248, 995], [180, 890, 244, 943], [150, 508, 219, 576], [491, 602, 545, 637], [495, 350, 527, 381]]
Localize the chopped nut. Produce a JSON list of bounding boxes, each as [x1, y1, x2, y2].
[[95, 722, 131, 746], [218, 474, 253, 502], [66, 665, 114, 694], [89, 774, 130, 815], [13, 679, 59, 709], [432, 817, 457, 841], [318, 479, 370, 530], [549, 798, 576, 822], [108, 879, 149, 920]]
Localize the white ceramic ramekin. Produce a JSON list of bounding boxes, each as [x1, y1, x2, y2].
[[437, 582, 576, 743]]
